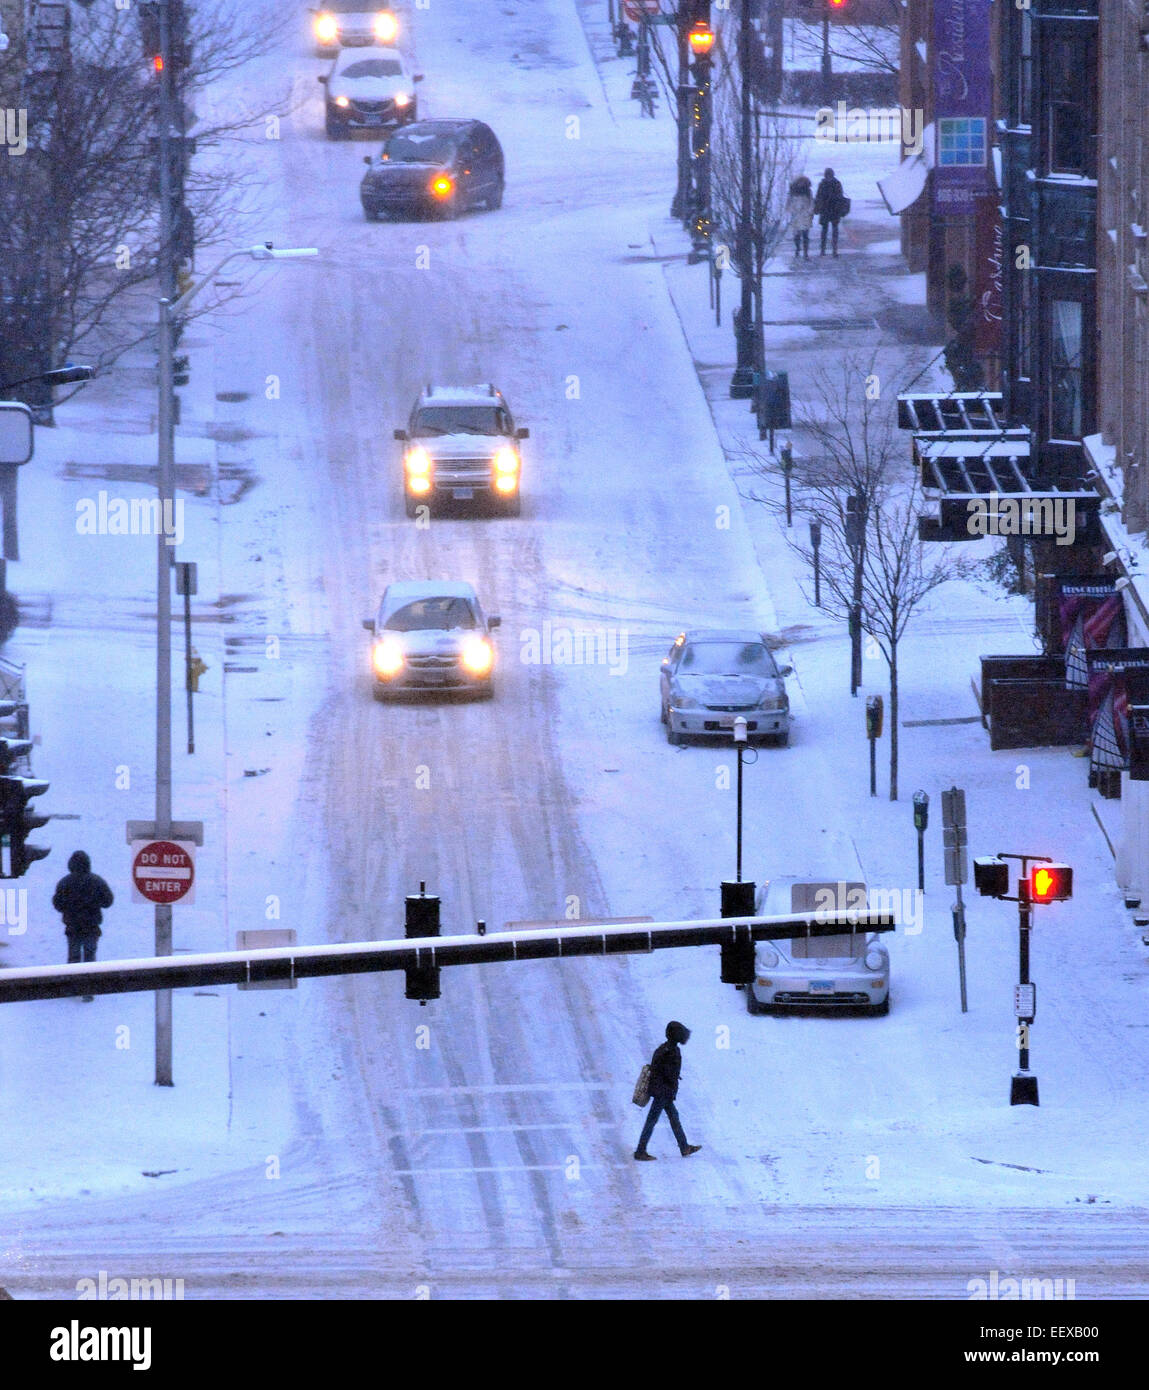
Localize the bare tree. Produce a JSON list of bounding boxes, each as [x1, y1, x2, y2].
[[0, 1, 293, 411], [786, 2, 902, 79], [741, 354, 973, 798], [708, 38, 801, 355]]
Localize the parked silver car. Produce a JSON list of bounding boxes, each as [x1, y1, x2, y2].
[[745, 878, 891, 1015], [363, 580, 500, 699], [660, 629, 791, 745]]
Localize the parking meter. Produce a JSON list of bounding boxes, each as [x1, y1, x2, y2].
[[912, 790, 929, 831], [865, 694, 884, 739]]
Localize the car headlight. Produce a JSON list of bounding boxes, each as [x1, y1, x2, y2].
[[670, 691, 698, 710], [334, 95, 350, 108], [864, 948, 886, 971], [757, 947, 779, 969], [757, 693, 787, 710], [373, 637, 404, 677], [395, 91, 410, 108], [460, 635, 494, 675], [493, 447, 519, 475], [315, 13, 338, 43], [430, 173, 454, 199], [375, 12, 398, 41], [405, 447, 431, 477]]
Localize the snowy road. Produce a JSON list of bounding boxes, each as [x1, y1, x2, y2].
[[3, 0, 1149, 1300]]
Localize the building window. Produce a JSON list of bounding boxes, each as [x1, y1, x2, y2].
[[1017, 9, 1032, 125], [1042, 28, 1094, 177], [938, 118, 987, 168], [1049, 299, 1083, 439]]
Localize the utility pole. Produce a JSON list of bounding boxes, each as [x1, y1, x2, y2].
[[672, 4, 692, 220], [730, 0, 756, 398], [821, 0, 833, 108], [154, 0, 177, 1087]]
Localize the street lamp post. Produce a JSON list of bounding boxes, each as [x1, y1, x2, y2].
[[730, 0, 756, 398], [733, 715, 748, 880], [152, 242, 316, 1086], [821, 0, 834, 108]]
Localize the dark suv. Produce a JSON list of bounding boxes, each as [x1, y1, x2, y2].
[[360, 118, 504, 221]]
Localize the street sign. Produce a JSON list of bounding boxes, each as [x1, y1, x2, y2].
[[236, 929, 297, 990], [1014, 982, 1036, 1020], [0, 403, 33, 465], [131, 839, 196, 905], [125, 819, 203, 845], [944, 844, 968, 886], [623, 0, 661, 17], [941, 787, 966, 829]]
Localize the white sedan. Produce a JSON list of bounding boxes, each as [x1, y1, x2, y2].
[[745, 877, 891, 1015], [318, 47, 421, 139]]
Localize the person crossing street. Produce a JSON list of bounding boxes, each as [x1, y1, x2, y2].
[[634, 1020, 702, 1160]]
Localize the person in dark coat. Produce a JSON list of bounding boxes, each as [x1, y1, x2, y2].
[[634, 1020, 702, 1160], [53, 851, 114, 999], [812, 167, 847, 257]]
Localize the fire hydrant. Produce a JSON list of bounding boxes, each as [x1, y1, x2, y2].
[[187, 650, 208, 692]]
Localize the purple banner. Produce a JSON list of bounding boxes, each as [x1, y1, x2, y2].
[[931, 0, 992, 216]]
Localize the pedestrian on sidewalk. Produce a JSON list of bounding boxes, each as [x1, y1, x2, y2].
[[813, 167, 848, 257], [53, 851, 114, 1001], [634, 1020, 702, 1160], [786, 175, 814, 260]]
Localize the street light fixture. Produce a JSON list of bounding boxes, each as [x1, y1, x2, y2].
[[151, 240, 317, 1087]]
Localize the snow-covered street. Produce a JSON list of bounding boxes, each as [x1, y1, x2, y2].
[[1, 0, 1147, 1301]]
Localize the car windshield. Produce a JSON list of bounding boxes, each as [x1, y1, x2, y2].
[[323, 2, 384, 12], [341, 58, 402, 78], [679, 641, 775, 676], [384, 131, 458, 164], [383, 597, 477, 632], [412, 406, 508, 436]]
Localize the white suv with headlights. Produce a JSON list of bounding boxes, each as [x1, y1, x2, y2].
[[745, 878, 891, 1015], [393, 384, 528, 517]]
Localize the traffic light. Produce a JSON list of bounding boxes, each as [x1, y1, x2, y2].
[[1029, 863, 1072, 904], [138, 1, 161, 61], [404, 885, 441, 1003], [0, 773, 50, 878], [973, 855, 1009, 898], [719, 880, 755, 984], [172, 355, 190, 387]]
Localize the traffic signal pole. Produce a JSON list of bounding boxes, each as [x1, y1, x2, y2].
[[0, 908, 896, 1004], [1012, 870, 1037, 1105]]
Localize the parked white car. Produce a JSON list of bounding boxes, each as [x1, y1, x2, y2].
[[745, 877, 891, 1015]]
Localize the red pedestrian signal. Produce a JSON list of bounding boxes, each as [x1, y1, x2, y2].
[[1029, 864, 1072, 904]]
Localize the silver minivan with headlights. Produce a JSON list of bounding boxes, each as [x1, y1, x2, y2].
[[745, 878, 890, 1015]]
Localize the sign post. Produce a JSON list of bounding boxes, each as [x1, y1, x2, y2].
[[942, 786, 969, 1012]]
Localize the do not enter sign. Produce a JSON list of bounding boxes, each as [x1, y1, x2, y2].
[[131, 840, 196, 905]]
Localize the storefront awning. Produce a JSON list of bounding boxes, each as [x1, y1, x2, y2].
[[878, 153, 928, 215]]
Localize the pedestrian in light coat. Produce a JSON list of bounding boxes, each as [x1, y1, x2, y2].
[[813, 167, 848, 256], [53, 850, 114, 1000], [634, 1020, 702, 1160], [786, 175, 814, 260]]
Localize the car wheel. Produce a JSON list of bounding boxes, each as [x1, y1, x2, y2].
[[498, 493, 521, 517], [869, 995, 890, 1016], [746, 985, 764, 1015], [666, 726, 683, 746], [363, 204, 381, 222], [774, 729, 790, 747], [659, 698, 668, 726], [487, 177, 505, 210], [326, 115, 348, 140]]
